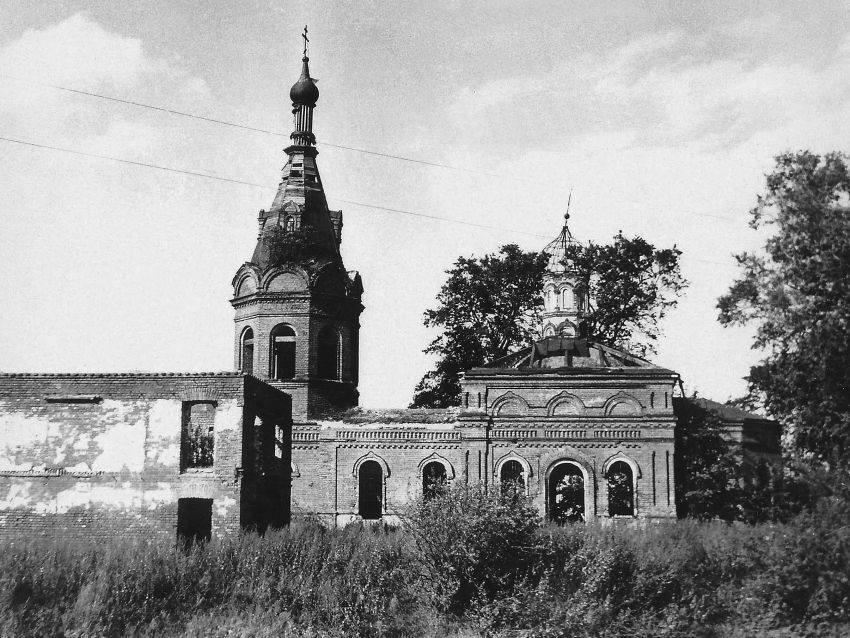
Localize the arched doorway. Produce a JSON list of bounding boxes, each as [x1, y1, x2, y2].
[[607, 461, 635, 516], [500, 459, 526, 492], [422, 461, 447, 500], [549, 462, 585, 523], [358, 460, 383, 519]]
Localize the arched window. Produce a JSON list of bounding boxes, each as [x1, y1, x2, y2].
[[358, 460, 383, 519], [270, 324, 296, 380], [422, 461, 447, 500], [317, 326, 341, 380], [607, 461, 635, 516], [549, 462, 584, 523], [500, 459, 526, 493], [562, 286, 573, 309], [240, 327, 254, 375], [284, 215, 295, 232]]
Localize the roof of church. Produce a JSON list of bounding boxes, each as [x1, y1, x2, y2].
[[474, 336, 676, 375], [249, 53, 343, 270], [684, 397, 775, 423]]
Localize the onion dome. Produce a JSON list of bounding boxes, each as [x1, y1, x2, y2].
[[290, 57, 319, 106], [542, 213, 581, 273]]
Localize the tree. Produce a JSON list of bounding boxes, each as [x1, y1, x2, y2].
[[411, 245, 549, 408], [563, 232, 686, 357], [717, 151, 850, 467], [411, 234, 686, 408]]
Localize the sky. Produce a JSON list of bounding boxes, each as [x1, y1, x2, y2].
[[1, 1, 849, 408]]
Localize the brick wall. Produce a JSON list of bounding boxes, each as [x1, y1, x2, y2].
[[0, 373, 291, 542]]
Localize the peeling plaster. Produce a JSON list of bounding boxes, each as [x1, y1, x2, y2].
[[216, 401, 241, 431], [91, 403, 146, 472]]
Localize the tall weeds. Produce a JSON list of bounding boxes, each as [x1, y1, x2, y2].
[[1, 488, 848, 637]]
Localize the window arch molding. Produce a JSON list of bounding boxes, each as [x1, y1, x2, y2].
[[546, 391, 586, 417], [602, 452, 642, 480], [603, 392, 644, 417], [417, 453, 455, 481], [545, 458, 592, 490], [490, 391, 530, 417], [352, 451, 391, 479], [494, 452, 532, 494]]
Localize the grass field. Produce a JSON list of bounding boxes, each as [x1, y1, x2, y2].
[[2, 487, 848, 637]]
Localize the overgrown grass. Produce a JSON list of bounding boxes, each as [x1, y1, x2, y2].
[[2, 489, 849, 637]]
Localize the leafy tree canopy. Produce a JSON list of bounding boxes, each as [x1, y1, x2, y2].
[[411, 245, 548, 408], [564, 232, 686, 357], [411, 235, 686, 408], [717, 151, 850, 467]]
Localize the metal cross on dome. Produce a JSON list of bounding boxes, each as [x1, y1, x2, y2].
[[302, 25, 309, 57]]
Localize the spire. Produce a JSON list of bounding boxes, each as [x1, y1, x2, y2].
[[248, 32, 341, 269]]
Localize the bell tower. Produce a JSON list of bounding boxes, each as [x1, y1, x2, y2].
[[231, 32, 363, 419]]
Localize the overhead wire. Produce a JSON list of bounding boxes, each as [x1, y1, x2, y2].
[[1, 73, 741, 223], [0, 74, 506, 178], [0, 135, 544, 238]]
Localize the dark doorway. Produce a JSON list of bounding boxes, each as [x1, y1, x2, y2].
[[358, 460, 383, 520], [607, 461, 635, 516], [422, 461, 447, 500], [549, 463, 585, 523], [177, 498, 212, 545], [500, 460, 526, 492]]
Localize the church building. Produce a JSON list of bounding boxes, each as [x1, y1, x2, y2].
[[0, 43, 780, 539]]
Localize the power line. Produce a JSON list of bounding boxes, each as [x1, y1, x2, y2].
[[0, 75, 744, 223], [0, 135, 266, 188], [1, 74, 505, 178], [0, 135, 540, 237], [0, 134, 740, 263]]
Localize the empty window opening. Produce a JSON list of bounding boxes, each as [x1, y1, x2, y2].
[[317, 326, 341, 380], [358, 460, 383, 520], [422, 461, 447, 500], [274, 424, 285, 459], [177, 498, 212, 545], [270, 324, 296, 380], [549, 463, 584, 523], [607, 461, 635, 517], [181, 401, 215, 470], [500, 459, 526, 493], [241, 327, 254, 375]]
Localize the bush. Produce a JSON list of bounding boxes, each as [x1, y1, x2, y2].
[[402, 482, 541, 614]]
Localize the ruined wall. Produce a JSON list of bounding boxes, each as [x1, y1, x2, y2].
[[0, 374, 289, 542]]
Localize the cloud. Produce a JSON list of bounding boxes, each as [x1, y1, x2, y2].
[[0, 13, 210, 151], [444, 27, 850, 153]]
